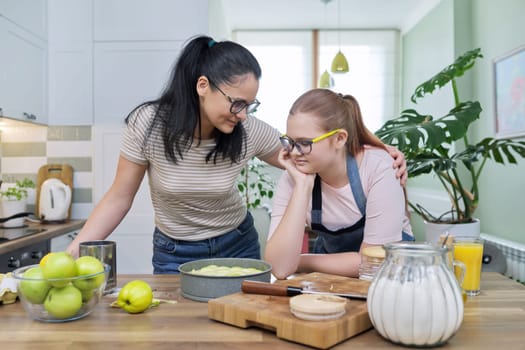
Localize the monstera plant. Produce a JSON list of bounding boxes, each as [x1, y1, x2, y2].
[[376, 48, 525, 224]]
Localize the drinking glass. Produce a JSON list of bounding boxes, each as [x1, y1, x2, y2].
[[453, 236, 483, 296], [79, 240, 117, 292]]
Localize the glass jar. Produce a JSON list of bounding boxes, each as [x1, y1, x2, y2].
[[358, 246, 385, 281], [367, 242, 464, 347]]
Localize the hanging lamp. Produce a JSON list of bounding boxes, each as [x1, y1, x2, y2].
[[331, 51, 349, 73], [319, 69, 334, 88], [318, 0, 334, 88], [330, 0, 349, 73]]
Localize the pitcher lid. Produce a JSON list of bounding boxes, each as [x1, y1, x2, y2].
[[383, 241, 449, 255]]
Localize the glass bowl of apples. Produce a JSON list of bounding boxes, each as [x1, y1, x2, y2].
[[12, 252, 110, 322]]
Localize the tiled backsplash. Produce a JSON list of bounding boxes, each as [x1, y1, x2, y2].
[[0, 120, 93, 219]]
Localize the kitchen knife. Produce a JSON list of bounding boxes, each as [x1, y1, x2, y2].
[[241, 280, 367, 300]]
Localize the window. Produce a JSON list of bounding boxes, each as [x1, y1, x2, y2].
[[235, 31, 312, 133], [235, 30, 399, 134]]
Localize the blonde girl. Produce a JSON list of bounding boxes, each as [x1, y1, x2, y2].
[[265, 89, 413, 279]]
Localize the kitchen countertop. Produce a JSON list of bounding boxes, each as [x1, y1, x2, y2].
[[1, 272, 524, 349], [0, 220, 85, 254]]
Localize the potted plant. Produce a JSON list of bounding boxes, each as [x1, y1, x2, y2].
[[237, 158, 275, 253], [375, 48, 525, 240], [15, 178, 36, 205], [237, 158, 275, 210], [0, 186, 28, 201], [0, 178, 34, 227]]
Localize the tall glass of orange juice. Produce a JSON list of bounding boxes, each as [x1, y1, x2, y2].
[[453, 236, 483, 296]]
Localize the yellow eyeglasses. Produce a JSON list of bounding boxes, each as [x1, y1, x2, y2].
[[279, 129, 341, 155]]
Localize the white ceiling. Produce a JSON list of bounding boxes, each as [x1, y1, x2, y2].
[[220, 0, 442, 33]]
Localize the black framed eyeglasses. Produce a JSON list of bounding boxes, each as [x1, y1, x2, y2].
[[209, 80, 260, 115], [279, 129, 342, 155]]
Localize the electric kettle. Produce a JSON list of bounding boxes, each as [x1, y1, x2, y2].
[[38, 178, 72, 222]]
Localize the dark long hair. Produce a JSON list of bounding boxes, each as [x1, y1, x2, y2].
[[126, 35, 262, 164]]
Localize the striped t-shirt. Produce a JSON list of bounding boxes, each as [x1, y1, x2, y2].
[[120, 104, 281, 241]]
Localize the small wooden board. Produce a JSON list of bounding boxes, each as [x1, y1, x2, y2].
[[35, 164, 74, 219], [208, 272, 372, 349]]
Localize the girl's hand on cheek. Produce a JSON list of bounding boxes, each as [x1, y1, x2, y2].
[[277, 148, 294, 169], [278, 149, 315, 187]]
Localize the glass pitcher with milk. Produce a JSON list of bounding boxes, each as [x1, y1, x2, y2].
[[367, 242, 465, 347]]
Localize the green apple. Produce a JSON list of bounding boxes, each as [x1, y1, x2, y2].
[[18, 266, 52, 304], [41, 252, 77, 288], [80, 288, 95, 303], [73, 256, 105, 292], [44, 284, 83, 319], [113, 280, 153, 314]]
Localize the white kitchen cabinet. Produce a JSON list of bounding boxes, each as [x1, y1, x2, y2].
[[111, 231, 154, 275], [93, 0, 208, 41], [0, 17, 48, 124], [90, 0, 209, 273], [47, 43, 93, 125], [93, 41, 184, 125], [0, 0, 47, 40], [47, 0, 91, 45], [47, 0, 93, 125], [50, 231, 79, 252], [94, 127, 154, 274]]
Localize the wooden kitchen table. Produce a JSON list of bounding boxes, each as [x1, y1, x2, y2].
[[1, 272, 524, 349]]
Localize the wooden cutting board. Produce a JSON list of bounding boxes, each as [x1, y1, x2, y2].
[[208, 272, 372, 349], [35, 164, 74, 219]]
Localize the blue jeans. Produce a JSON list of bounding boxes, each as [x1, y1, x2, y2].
[[152, 212, 261, 274], [402, 231, 415, 241]]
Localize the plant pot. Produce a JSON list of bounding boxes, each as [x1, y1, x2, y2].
[[250, 207, 271, 256], [424, 218, 480, 244], [26, 188, 36, 206], [0, 199, 28, 228]]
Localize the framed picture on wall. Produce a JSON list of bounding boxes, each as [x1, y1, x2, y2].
[[493, 45, 525, 139]]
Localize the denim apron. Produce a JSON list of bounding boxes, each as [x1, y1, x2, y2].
[[311, 156, 413, 254]]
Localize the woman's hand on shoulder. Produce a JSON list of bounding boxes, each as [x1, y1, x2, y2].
[[385, 145, 408, 186]]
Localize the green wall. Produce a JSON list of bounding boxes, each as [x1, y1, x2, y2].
[[471, 0, 525, 244], [402, 0, 525, 244], [401, 0, 455, 194]]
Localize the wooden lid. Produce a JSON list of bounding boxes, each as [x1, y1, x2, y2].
[[362, 246, 386, 259], [289, 294, 347, 321]]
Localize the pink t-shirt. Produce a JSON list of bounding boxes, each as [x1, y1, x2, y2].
[[268, 147, 412, 244]]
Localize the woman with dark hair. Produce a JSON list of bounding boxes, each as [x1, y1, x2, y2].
[[265, 89, 414, 280], [67, 36, 407, 274]]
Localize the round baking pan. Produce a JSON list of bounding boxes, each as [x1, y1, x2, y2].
[[178, 258, 272, 302]]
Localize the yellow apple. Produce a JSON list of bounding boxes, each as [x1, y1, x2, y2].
[[113, 280, 153, 314]]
